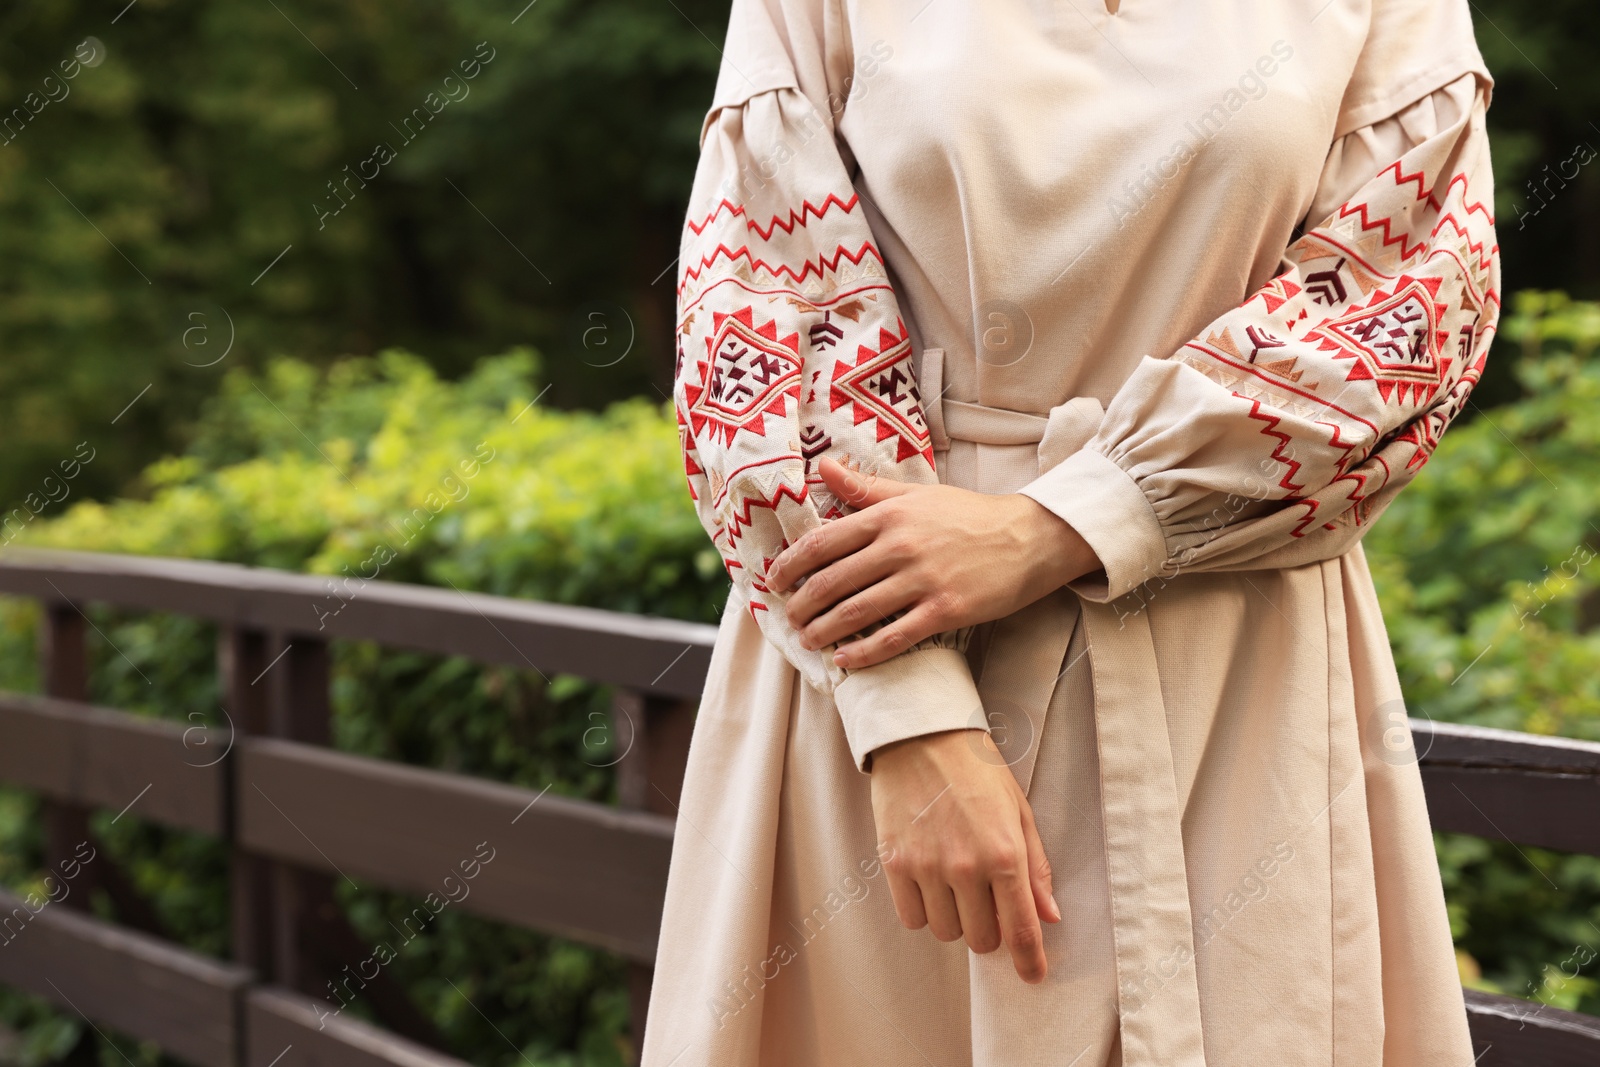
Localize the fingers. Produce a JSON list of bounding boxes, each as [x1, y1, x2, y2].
[[919, 882, 964, 944], [951, 877, 1003, 956], [991, 851, 1049, 984], [797, 571, 919, 651], [884, 862, 929, 932], [882, 836, 946, 938], [818, 456, 912, 508], [1020, 795, 1062, 924], [833, 600, 945, 669], [769, 457, 924, 594], [767, 513, 877, 594], [785, 544, 899, 633], [907, 835, 1048, 980]]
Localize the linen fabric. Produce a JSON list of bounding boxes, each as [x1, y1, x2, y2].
[[653, 0, 1499, 1064]]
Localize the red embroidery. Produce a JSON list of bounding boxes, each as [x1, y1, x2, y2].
[[683, 306, 803, 448], [828, 321, 935, 468]]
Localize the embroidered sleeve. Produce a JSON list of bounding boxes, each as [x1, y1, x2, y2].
[[1020, 73, 1500, 603], [675, 0, 982, 770]]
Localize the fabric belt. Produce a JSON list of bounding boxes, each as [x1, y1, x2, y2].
[[922, 348, 1208, 1067]]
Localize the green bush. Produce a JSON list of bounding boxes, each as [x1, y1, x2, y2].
[[0, 348, 723, 1066]]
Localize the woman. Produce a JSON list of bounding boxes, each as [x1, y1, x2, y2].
[[650, 0, 1498, 1063]]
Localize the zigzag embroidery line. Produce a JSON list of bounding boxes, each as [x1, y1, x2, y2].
[[1379, 158, 1445, 213], [1181, 340, 1382, 436], [1289, 450, 1396, 538], [677, 275, 893, 321], [1236, 393, 1307, 496], [678, 239, 886, 295], [685, 192, 861, 241], [1332, 196, 1434, 264], [708, 453, 805, 513], [1329, 165, 1493, 272], [1382, 161, 1499, 228], [1333, 164, 1476, 253], [718, 478, 812, 553], [1297, 228, 1492, 316], [1428, 212, 1499, 284], [1315, 417, 1363, 476]]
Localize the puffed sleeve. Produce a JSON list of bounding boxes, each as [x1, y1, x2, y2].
[[675, 0, 981, 769], [1019, 9, 1499, 604]]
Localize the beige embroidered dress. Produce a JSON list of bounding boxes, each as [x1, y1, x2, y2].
[[651, 0, 1499, 1063]]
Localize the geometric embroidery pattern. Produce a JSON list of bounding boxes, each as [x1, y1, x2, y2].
[[829, 323, 934, 466], [674, 130, 952, 677], [1170, 108, 1499, 544], [675, 78, 1497, 657], [1307, 275, 1452, 407], [683, 305, 803, 448]]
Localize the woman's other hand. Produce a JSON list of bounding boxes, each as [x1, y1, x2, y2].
[[765, 456, 1100, 669], [870, 727, 1060, 983]]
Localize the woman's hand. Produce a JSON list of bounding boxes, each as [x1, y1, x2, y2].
[[765, 456, 1100, 669], [871, 727, 1060, 982]]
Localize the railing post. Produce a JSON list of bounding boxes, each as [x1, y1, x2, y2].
[[613, 690, 696, 1065], [221, 625, 275, 974], [228, 630, 449, 1047], [225, 630, 338, 991], [272, 637, 332, 746], [223, 629, 336, 988], [38, 603, 101, 914], [266, 636, 334, 994]]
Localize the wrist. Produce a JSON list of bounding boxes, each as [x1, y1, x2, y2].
[[870, 727, 987, 776], [1008, 493, 1100, 590]]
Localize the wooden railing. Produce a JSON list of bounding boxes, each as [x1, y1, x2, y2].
[[0, 548, 1595, 1065]]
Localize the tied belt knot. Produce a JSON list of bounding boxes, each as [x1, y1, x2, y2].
[[921, 347, 1209, 1067]]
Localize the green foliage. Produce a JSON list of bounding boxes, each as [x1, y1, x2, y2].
[[1436, 835, 1600, 1013], [1368, 292, 1600, 739], [0, 350, 724, 1065], [0, 0, 729, 511], [1367, 291, 1600, 1011], [34, 347, 720, 623]]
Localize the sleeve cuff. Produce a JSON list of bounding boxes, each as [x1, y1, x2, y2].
[[1019, 447, 1168, 604], [833, 647, 984, 773]]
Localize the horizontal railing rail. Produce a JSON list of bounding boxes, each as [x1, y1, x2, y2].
[[0, 887, 252, 1067], [0, 548, 1593, 1066], [0, 692, 227, 835], [0, 884, 469, 1067], [238, 737, 674, 961], [1413, 719, 1600, 856], [0, 548, 718, 699], [1463, 988, 1600, 1066]]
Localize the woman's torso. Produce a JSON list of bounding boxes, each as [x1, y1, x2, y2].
[[833, 0, 1376, 413]]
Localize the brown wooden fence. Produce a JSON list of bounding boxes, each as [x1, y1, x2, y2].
[[0, 547, 1596, 1066]]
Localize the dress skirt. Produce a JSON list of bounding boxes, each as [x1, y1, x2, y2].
[[643, 538, 1471, 1067]]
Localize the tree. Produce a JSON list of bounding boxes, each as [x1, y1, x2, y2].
[[0, 0, 727, 508]]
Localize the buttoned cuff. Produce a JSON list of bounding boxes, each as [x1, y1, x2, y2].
[[1019, 447, 1169, 604], [833, 647, 985, 773]]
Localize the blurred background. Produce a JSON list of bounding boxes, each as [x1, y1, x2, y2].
[[0, 0, 1597, 1064]]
